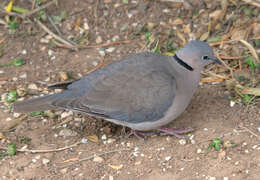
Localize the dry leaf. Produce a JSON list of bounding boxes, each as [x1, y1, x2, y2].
[[86, 135, 99, 143], [209, 10, 222, 21], [176, 30, 186, 45], [241, 87, 260, 96], [200, 32, 209, 41], [74, 16, 82, 31], [63, 157, 80, 163], [239, 39, 259, 63], [172, 18, 183, 25], [108, 164, 123, 170]]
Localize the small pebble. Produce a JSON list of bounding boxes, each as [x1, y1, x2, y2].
[[245, 149, 249, 153], [59, 129, 77, 137], [92, 61, 98, 66], [21, 49, 27, 55], [179, 139, 186, 145], [209, 177, 216, 180], [107, 138, 116, 144], [48, 50, 54, 56], [13, 113, 21, 118], [6, 117, 12, 121], [28, 83, 38, 90], [109, 175, 114, 180], [257, 127, 260, 132], [106, 47, 115, 53], [32, 159, 37, 163], [0, 70, 4, 74], [81, 138, 88, 144], [223, 177, 229, 180], [99, 49, 106, 57], [165, 156, 172, 161], [180, 168, 184, 171], [93, 156, 104, 163], [61, 111, 73, 119], [234, 161, 239, 165], [101, 134, 107, 140], [42, 158, 50, 165], [203, 128, 208, 131], [230, 100, 235, 107], [96, 36, 102, 44], [19, 73, 27, 79], [196, 148, 202, 154]]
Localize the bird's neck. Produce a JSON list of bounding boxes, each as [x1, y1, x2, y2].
[[173, 54, 194, 71]]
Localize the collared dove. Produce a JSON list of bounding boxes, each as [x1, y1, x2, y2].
[[13, 40, 220, 138]]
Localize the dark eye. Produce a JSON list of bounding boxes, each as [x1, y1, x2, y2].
[[202, 55, 208, 60]]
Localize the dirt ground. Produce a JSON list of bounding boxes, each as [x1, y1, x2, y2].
[[0, 0, 260, 179]]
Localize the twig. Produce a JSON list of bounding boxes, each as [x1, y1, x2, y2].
[[22, 0, 57, 19], [56, 148, 131, 169], [0, 141, 81, 153], [55, 40, 132, 49], [219, 55, 247, 60], [241, 0, 260, 8], [241, 126, 260, 140], [31, 0, 37, 10], [47, 15, 77, 45], [0, 0, 57, 19], [36, 20, 74, 47], [216, 54, 234, 79]]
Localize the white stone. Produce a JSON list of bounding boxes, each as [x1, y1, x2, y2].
[[96, 36, 102, 44], [223, 177, 229, 180], [48, 49, 54, 56], [13, 113, 21, 118], [19, 73, 27, 79], [92, 61, 98, 66], [165, 156, 171, 161], [209, 177, 216, 180], [93, 156, 104, 163], [21, 49, 27, 55], [6, 117, 12, 121], [0, 70, 4, 74], [179, 139, 186, 145], [107, 138, 116, 144], [61, 111, 73, 119], [28, 83, 38, 90], [197, 148, 202, 154], [106, 47, 115, 53], [230, 100, 235, 107], [101, 134, 107, 140], [42, 158, 50, 165]]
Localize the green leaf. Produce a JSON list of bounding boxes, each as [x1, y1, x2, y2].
[[245, 56, 260, 69], [145, 32, 150, 44], [5, 90, 17, 103], [11, 58, 25, 67], [12, 6, 30, 14], [208, 36, 221, 43], [30, 111, 45, 116], [122, 0, 129, 4], [7, 144, 16, 156], [60, 11, 68, 20], [52, 15, 63, 22], [8, 21, 19, 30]]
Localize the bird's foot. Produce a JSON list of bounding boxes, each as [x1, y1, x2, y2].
[[125, 129, 157, 140], [158, 127, 194, 138]]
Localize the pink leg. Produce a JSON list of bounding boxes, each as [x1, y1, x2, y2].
[[158, 127, 194, 138]]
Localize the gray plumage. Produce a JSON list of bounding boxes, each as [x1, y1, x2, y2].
[[13, 40, 220, 131]]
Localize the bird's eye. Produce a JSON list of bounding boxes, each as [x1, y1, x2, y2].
[[202, 55, 208, 60]]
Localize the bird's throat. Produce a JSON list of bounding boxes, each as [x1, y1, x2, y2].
[[173, 54, 194, 71]]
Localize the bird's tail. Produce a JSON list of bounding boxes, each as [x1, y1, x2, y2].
[[13, 94, 58, 113]]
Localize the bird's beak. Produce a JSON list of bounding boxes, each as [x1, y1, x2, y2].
[[210, 57, 221, 64]]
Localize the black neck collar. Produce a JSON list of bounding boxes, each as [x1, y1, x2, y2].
[[173, 54, 193, 71]]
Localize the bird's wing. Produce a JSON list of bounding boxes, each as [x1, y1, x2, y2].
[[51, 52, 177, 123]]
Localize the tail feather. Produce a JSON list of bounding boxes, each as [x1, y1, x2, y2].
[[13, 94, 57, 113]]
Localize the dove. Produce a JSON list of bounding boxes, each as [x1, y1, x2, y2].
[[13, 40, 220, 138]]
